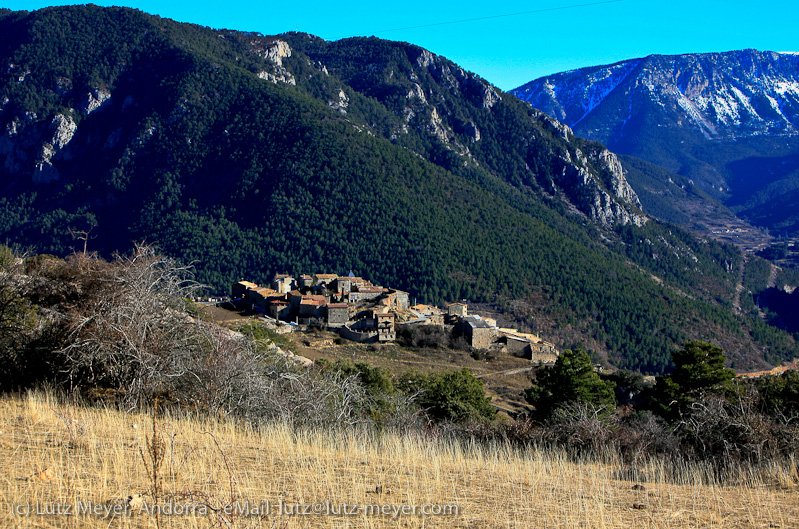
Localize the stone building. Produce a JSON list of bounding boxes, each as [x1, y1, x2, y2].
[[272, 274, 295, 294], [231, 281, 258, 300], [314, 273, 338, 287], [288, 290, 304, 312], [356, 286, 385, 301], [268, 300, 291, 320], [410, 304, 442, 316], [348, 291, 362, 303], [530, 342, 560, 363], [326, 303, 350, 327], [462, 315, 496, 349], [299, 298, 326, 324], [447, 302, 468, 318], [386, 289, 410, 310], [333, 277, 352, 294], [375, 312, 396, 342], [248, 287, 277, 310], [504, 335, 532, 357]]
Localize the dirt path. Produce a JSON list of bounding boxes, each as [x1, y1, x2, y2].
[[474, 366, 536, 378], [767, 261, 780, 288], [732, 254, 747, 312]]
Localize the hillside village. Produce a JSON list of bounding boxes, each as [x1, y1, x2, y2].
[[232, 273, 559, 362]]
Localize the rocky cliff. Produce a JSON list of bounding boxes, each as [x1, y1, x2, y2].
[[282, 35, 645, 227]]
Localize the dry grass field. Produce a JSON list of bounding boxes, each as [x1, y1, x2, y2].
[[1, 391, 797, 529]]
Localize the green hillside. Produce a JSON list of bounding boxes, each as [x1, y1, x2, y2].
[[0, 6, 797, 372]]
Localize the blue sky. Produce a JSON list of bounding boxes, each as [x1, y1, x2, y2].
[[3, 1, 798, 90]]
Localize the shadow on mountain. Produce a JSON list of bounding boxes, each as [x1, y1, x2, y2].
[[757, 288, 799, 333]]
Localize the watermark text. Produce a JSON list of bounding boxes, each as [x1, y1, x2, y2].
[[11, 500, 460, 519]]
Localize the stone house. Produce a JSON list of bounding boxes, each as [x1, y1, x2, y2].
[[231, 281, 258, 300], [447, 302, 468, 318], [375, 312, 396, 342], [288, 290, 304, 312], [272, 274, 295, 294], [326, 303, 350, 327], [314, 273, 338, 287], [410, 304, 442, 316], [357, 286, 385, 301], [299, 298, 326, 324], [530, 342, 559, 363], [248, 287, 277, 310], [347, 291, 362, 303], [349, 277, 371, 288], [384, 289, 410, 310], [268, 300, 291, 320], [333, 277, 351, 294], [427, 313, 445, 326], [504, 335, 532, 357], [393, 289, 410, 310], [461, 315, 497, 349]]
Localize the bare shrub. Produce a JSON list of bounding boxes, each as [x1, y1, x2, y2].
[[545, 401, 616, 459], [59, 245, 205, 406], [616, 411, 681, 463], [0, 247, 55, 387], [678, 389, 798, 470], [401, 325, 448, 349], [169, 324, 267, 415], [232, 359, 380, 428]]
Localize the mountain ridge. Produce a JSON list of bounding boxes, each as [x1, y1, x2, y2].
[[0, 6, 796, 372], [511, 50, 799, 239], [514, 49, 799, 141]]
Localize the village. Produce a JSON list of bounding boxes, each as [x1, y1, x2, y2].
[[231, 272, 559, 363]]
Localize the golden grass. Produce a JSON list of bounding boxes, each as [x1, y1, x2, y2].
[[1, 391, 797, 528]]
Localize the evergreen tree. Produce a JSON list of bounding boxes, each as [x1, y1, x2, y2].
[[525, 349, 615, 420], [653, 340, 735, 417], [402, 368, 496, 423]]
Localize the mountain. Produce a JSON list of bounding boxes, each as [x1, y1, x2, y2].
[[0, 6, 796, 372], [512, 50, 799, 240]]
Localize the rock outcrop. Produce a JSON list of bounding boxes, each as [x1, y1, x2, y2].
[[83, 88, 111, 115], [33, 113, 77, 184], [530, 109, 645, 226], [254, 40, 296, 85]]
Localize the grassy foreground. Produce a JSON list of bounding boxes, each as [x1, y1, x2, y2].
[[1, 391, 797, 528]]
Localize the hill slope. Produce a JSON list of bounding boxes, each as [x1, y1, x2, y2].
[[4, 392, 797, 528], [0, 6, 796, 371]]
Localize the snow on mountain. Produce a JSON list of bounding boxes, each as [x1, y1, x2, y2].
[[510, 50, 799, 240], [512, 50, 799, 143], [513, 59, 641, 127]]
